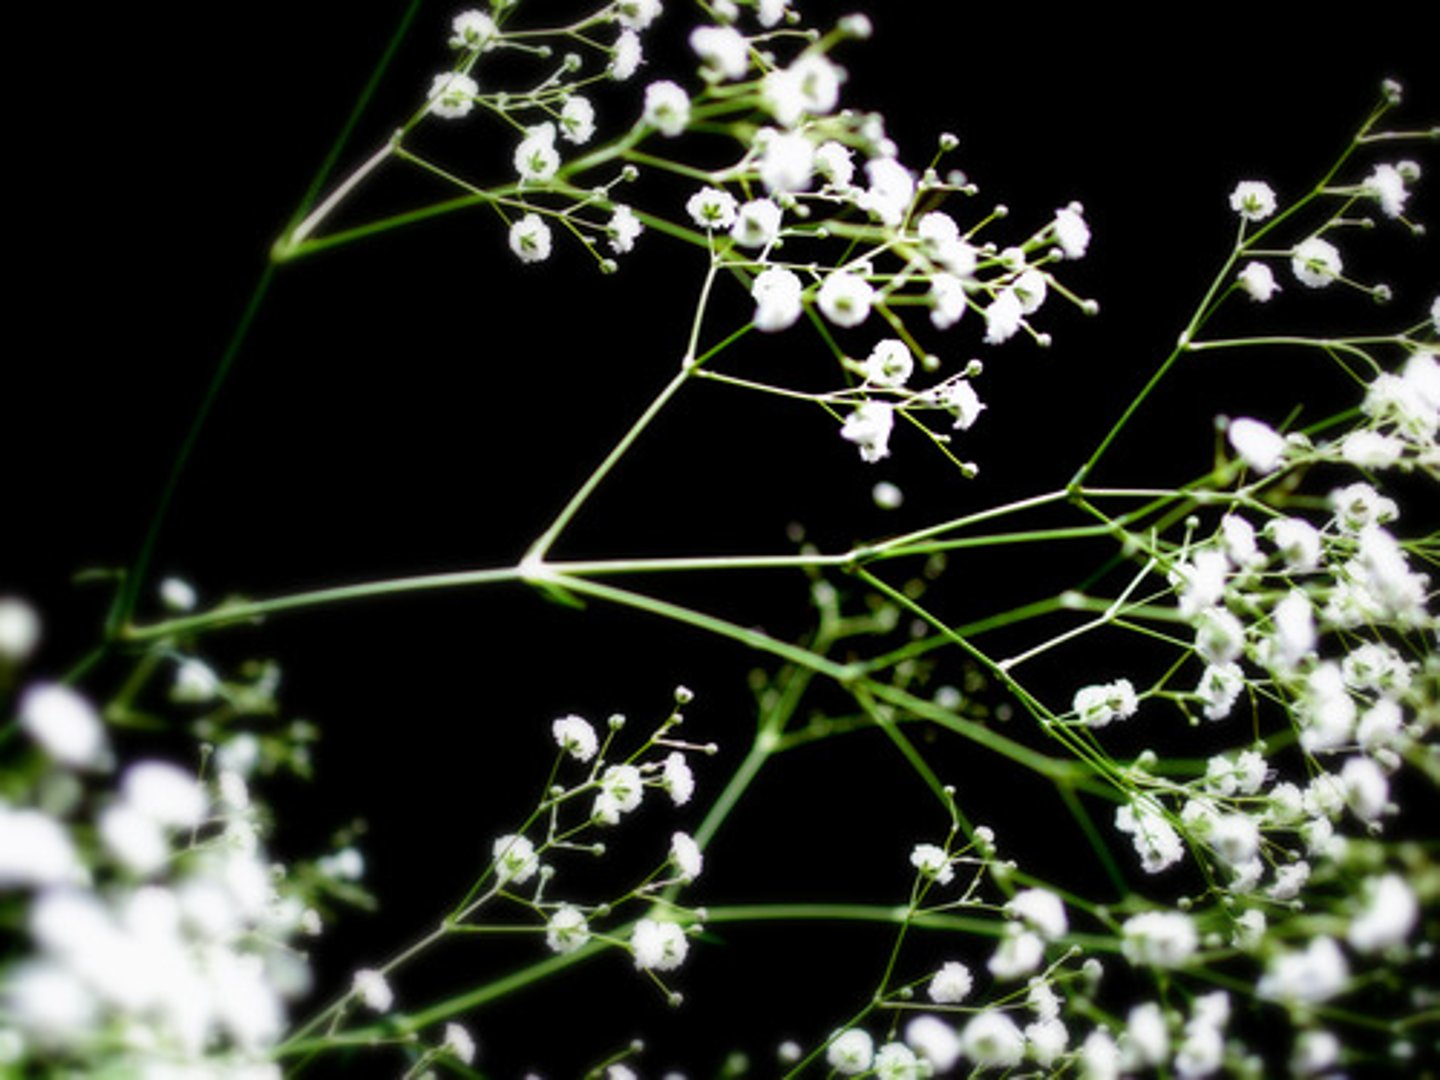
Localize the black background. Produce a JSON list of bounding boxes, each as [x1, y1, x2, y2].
[[7, 4, 1438, 1076]]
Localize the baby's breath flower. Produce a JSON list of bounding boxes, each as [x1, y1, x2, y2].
[[158, 577, 198, 613], [1196, 661, 1245, 720], [927, 960, 973, 1003], [19, 684, 109, 770], [862, 339, 914, 389], [762, 54, 844, 128], [669, 830, 703, 882], [908, 842, 953, 885], [1120, 910, 1198, 969], [660, 752, 694, 806], [730, 197, 782, 248], [1115, 797, 1184, 874], [615, 0, 662, 30], [987, 927, 1044, 980], [872, 481, 903, 509], [514, 123, 559, 183], [1227, 416, 1288, 473], [1266, 516, 1322, 572], [1363, 162, 1410, 219], [492, 833, 540, 885], [690, 24, 748, 80], [686, 185, 738, 231], [1291, 235, 1342, 287], [1012, 268, 1048, 315], [1005, 887, 1068, 941], [923, 377, 986, 430], [608, 205, 644, 254], [860, 156, 915, 226], [509, 213, 553, 263], [170, 657, 220, 704], [449, 10, 498, 51], [593, 764, 644, 824], [904, 1015, 961, 1072], [872, 1041, 923, 1079], [1237, 261, 1279, 302], [815, 140, 855, 187], [817, 270, 875, 328], [0, 806, 82, 888], [610, 29, 643, 80], [840, 401, 895, 463], [443, 1022, 478, 1064], [1053, 201, 1090, 258], [123, 760, 207, 829], [1229, 180, 1277, 221], [428, 72, 479, 119], [560, 96, 596, 144], [545, 904, 591, 954], [630, 917, 688, 970], [1257, 936, 1348, 1004], [826, 1028, 874, 1075], [982, 288, 1023, 344], [928, 272, 967, 329], [1027, 1016, 1070, 1067], [552, 714, 599, 762], [352, 968, 394, 1013], [752, 266, 803, 332], [960, 1010, 1025, 1068], [1125, 1002, 1170, 1069], [1347, 872, 1418, 953], [1072, 677, 1139, 727], [642, 80, 690, 137], [758, 128, 815, 194]]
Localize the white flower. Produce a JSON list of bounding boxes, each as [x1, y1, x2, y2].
[[1125, 1002, 1170, 1069], [19, 683, 108, 769], [841, 402, 895, 463], [1053, 202, 1090, 258], [730, 197, 782, 247], [560, 95, 596, 144], [686, 185, 738, 231], [123, 760, 207, 828], [927, 960, 973, 1003], [1237, 261, 1279, 302], [1291, 235, 1342, 287], [928, 272, 967, 329], [1292, 1031, 1341, 1076], [1347, 873, 1417, 953], [552, 714, 599, 762], [983, 288, 1023, 344], [1229, 180, 1277, 221], [608, 204, 644, 254], [1341, 429, 1404, 469], [815, 140, 855, 187], [509, 213, 553, 263], [610, 29, 643, 80], [817, 270, 874, 327], [1363, 162, 1410, 218], [352, 968, 393, 1012], [661, 752, 695, 806], [444, 1022, 478, 1064], [1172, 548, 1228, 617], [669, 830, 703, 881], [924, 377, 985, 430], [1195, 606, 1245, 666], [872, 481, 903, 509], [1072, 677, 1139, 727], [615, 0, 662, 30], [514, 123, 559, 182], [904, 1015, 961, 1072], [1005, 887, 1067, 941], [1341, 755, 1390, 821], [1269, 590, 1316, 671], [1012, 268, 1048, 315], [492, 833, 540, 885], [546, 904, 591, 954], [986, 927, 1044, 979], [1120, 911, 1197, 969], [0, 595, 41, 663], [1266, 516, 1322, 572], [1257, 936, 1348, 1004], [1328, 481, 1397, 534], [642, 80, 690, 136], [862, 339, 914, 388], [593, 763, 644, 823], [762, 54, 844, 127], [751, 266, 803, 332], [758, 128, 814, 193], [630, 917, 688, 970], [1196, 662, 1245, 721], [0, 806, 83, 888], [860, 156, 914, 226], [908, 842, 953, 884], [449, 10, 498, 51], [872, 1041, 923, 1079], [960, 1010, 1025, 1068], [1227, 416, 1287, 473], [158, 577, 198, 613], [690, 24, 748, 80], [826, 1028, 874, 1075], [428, 72, 479, 119], [1027, 1016, 1070, 1067], [756, 0, 787, 27], [170, 657, 220, 704], [1115, 797, 1184, 874]]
